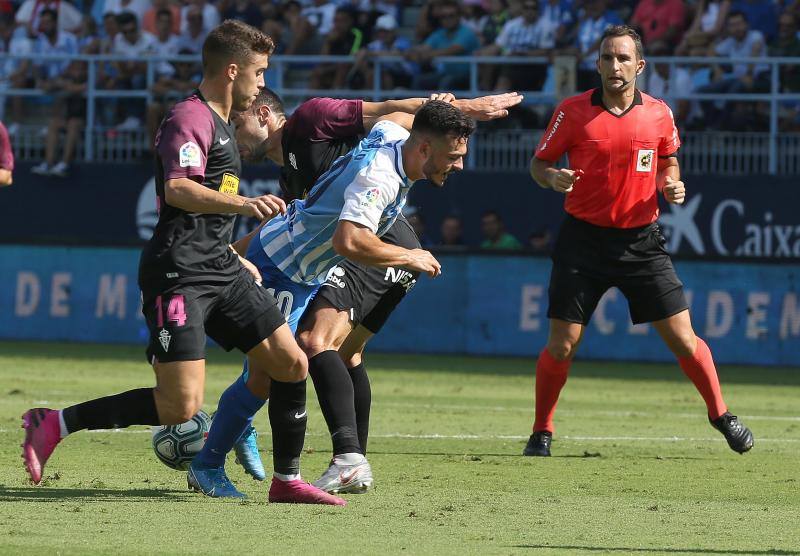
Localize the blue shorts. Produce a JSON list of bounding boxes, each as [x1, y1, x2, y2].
[[247, 241, 319, 334]]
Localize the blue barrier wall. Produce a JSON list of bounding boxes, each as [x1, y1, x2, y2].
[[2, 246, 798, 365]]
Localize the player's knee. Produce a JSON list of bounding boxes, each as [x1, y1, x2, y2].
[[158, 394, 203, 424], [283, 349, 308, 381], [669, 331, 697, 358], [266, 347, 308, 382], [546, 339, 578, 361], [296, 329, 332, 358]]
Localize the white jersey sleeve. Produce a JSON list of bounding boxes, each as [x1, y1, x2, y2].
[[339, 148, 402, 233]]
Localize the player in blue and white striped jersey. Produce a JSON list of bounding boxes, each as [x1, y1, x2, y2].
[[190, 100, 476, 496]]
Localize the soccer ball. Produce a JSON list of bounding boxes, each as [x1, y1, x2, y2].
[[151, 410, 211, 470]]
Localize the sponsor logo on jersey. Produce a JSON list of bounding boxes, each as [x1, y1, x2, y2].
[[179, 141, 202, 167], [360, 187, 381, 207], [538, 110, 565, 152], [289, 152, 298, 169], [158, 328, 171, 352], [636, 149, 654, 172], [219, 173, 240, 196]]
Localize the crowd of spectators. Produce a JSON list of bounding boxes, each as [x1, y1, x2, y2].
[[1, 0, 800, 176], [404, 206, 552, 253]]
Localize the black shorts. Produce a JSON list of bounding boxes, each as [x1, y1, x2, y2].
[[547, 215, 688, 325], [311, 216, 420, 334], [141, 266, 286, 363]]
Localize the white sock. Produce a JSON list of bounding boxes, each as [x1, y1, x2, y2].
[[273, 472, 301, 482], [57, 410, 69, 439], [334, 452, 365, 465]]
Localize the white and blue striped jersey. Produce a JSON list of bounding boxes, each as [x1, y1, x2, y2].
[[252, 120, 413, 285]]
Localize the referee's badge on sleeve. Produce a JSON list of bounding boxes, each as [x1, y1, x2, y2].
[[636, 149, 654, 172]]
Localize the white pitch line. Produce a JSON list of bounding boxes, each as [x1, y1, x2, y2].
[[7, 400, 799, 422], [379, 402, 800, 422], [1, 428, 797, 443]]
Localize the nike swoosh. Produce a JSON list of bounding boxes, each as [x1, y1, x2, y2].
[[339, 469, 360, 485], [219, 137, 230, 145], [294, 411, 307, 419]]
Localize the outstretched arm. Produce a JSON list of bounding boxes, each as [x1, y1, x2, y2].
[[368, 92, 525, 131]]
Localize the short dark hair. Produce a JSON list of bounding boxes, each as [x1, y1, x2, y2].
[[116, 11, 137, 28], [412, 100, 475, 142], [253, 87, 285, 116], [156, 8, 173, 20], [39, 8, 58, 22], [482, 210, 501, 221], [600, 24, 644, 60], [727, 10, 747, 22], [202, 19, 275, 72], [438, 0, 462, 14]]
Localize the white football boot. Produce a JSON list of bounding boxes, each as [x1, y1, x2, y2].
[[312, 453, 373, 494]]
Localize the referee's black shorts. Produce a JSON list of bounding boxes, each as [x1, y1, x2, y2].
[[547, 215, 689, 325], [310, 215, 420, 334]]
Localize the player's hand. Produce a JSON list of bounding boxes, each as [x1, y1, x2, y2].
[[461, 92, 524, 120], [405, 249, 442, 278], [549, 168, 583, 193], [237, 254, 262, 286], [663, 176, 685, 205], [429, 92, 456, 103], [238, 194, 287, 220]]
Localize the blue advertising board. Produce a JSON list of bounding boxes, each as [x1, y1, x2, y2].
[[2, 163, 799, 261], [1, 246, 797, 366]]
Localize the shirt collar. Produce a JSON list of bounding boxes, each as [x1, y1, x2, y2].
[[591, 87, 643, 117], [393, 140, 410, 183]]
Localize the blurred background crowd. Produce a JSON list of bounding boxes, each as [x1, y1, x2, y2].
[[1, 0, 798, 248]]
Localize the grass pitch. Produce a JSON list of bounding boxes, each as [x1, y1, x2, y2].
[[1, 341, 798, 555]]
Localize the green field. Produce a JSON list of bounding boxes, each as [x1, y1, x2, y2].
[[1, 341, 798, 555]]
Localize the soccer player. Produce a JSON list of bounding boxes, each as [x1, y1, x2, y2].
[[524, 25, 754, 457], [189, 100, 476, 497], [229, 88, 521, 486], [0, 121, 13, 186], [21, 20, 344, 505]]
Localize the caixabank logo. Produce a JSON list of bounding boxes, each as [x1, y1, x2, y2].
[[659, 194, 800, 259]]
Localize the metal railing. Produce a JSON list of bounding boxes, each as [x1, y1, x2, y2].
[[3, 53, 800, 173]]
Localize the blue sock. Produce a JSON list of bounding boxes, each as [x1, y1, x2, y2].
[[194, 374, 265, 468]]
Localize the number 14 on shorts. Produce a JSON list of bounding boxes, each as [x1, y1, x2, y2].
[[155, 294, 188, 327]]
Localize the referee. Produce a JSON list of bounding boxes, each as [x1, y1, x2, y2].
[[524, 25, 753, 457]]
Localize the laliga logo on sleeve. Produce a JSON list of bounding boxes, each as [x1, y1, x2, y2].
[[360, 187, 380, 207], [179, 141, 202, 167]]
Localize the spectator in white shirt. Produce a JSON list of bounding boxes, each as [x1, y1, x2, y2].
[[697, 10, 769, 128], [0, 18, 35, 127], [33, 8, 78, 82], [180, 0, 220, 34], [178, 6, 206, 53], [103, 0, 151, 26], [478, 0, 549, 90], [111, 11, 155, 129], [15, 0, 82, 34]]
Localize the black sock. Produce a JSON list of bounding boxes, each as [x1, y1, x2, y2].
[[347, 363, 371, 454], [61, 388, 159, 433], [268, 379, 307, 475], [308, 350, 361, 455]]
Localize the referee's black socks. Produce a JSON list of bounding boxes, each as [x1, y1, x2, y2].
[[308, 350, 362, 455]]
